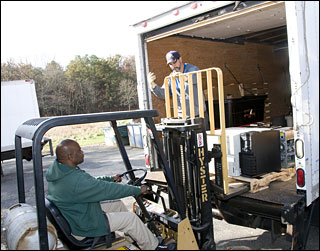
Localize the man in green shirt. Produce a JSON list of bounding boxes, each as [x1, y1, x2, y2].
[[46, 139, 175, 250]]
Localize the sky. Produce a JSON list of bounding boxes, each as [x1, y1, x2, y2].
[[1, 1, 189, 69]]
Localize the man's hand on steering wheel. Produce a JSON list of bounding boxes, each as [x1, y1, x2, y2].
[[113, 174, 122, 183], [119, 168, 147, 186], [115, 171, 149, 194], [140, 185, 149, 195], [118, 169, 149, 194]]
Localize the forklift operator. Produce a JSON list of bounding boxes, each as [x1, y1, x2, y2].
[[46, 139, 175, 250], [148, 50, 208, 127]]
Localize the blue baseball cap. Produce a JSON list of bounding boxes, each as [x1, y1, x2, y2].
[[166, 51, 180, 64]]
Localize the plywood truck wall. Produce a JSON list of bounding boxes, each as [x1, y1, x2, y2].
[[147, 36, 291, 124]]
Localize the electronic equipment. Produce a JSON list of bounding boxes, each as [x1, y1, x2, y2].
[[209, 95, 267, 128], [207, 127, 271, 176], [274, 127, 295, 168], [239, 130, 281, 177]]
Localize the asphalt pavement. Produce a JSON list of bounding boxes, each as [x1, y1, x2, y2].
[[1, 144, 319, 250]]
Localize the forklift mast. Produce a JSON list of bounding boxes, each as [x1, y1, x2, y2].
[[143, 67, 228, 249], [161, 117, 215, 249]]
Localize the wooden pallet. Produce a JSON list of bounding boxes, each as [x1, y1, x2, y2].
[[210, 174, 248, 188], [232, 167, 296, 193]]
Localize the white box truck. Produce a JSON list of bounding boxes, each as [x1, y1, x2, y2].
[[1, 79, 53, 174], [132, 1, 319, 249], [1, 79, 40, 162]]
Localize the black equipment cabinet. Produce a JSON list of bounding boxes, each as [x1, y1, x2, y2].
[[207, 95, 267, 128], [239, 130, 281, 177]]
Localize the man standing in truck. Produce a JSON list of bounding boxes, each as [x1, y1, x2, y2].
[[148, 50, 208, 128]]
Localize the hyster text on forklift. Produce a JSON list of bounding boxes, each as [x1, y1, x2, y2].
[[131, 1, 319, 250]]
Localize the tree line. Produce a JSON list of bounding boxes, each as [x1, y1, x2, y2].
[[1, 54, 139, 117]]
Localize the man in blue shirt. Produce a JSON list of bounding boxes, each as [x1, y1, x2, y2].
[[148, 51, 208, 127]]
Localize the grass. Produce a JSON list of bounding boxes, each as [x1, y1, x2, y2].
[[42, 120, 134, 154]]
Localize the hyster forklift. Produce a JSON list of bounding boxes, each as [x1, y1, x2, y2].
[[12, 106, 216, 249], [133, 67, 225, 250]]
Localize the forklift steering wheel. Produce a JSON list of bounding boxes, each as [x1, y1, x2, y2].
[[119, 168, 147, 186]]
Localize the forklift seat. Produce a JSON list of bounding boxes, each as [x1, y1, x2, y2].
[[45, 198, 114, 250]]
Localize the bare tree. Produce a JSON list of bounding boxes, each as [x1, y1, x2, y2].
[[119, 79, 138, 110]]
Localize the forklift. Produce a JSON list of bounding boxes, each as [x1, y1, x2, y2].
[[12, 108, 216, 250]]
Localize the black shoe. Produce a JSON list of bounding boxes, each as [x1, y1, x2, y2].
[[156, 242, 177, 250]]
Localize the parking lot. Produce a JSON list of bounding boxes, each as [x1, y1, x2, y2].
[[1, 144, 318, 250]]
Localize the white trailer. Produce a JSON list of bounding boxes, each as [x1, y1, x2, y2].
[[1, 79, 40, 159], [132, 1, 319, 249]]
